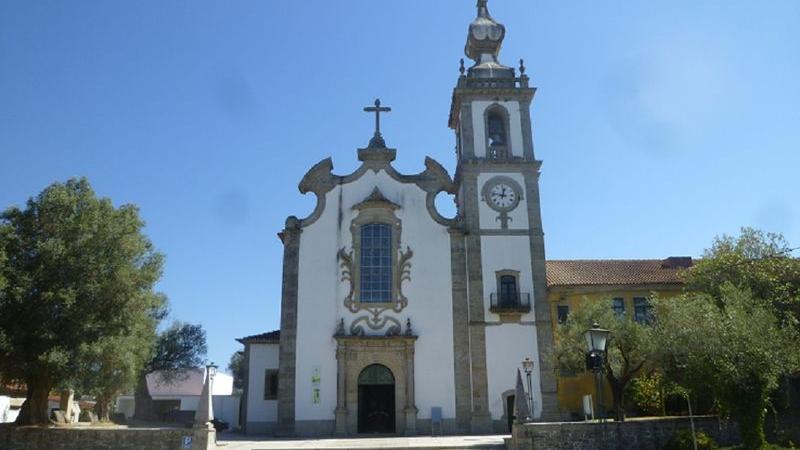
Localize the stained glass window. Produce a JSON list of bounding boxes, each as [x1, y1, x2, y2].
[[360, 223, 393, 303]]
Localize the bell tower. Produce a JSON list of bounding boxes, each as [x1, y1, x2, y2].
[[448, 0, 559, 428]]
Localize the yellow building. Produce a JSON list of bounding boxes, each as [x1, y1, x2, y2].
[[546, 257, 692, 418]]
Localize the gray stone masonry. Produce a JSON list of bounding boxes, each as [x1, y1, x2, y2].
[[0, 425, 215, 450], [509, 417, 740, 450], [277, 216, 301, 436], [449, 228, 473, 433]]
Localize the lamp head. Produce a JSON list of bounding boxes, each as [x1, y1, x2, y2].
[[584, 322, 611, 353], [521, 357, 534, 374]]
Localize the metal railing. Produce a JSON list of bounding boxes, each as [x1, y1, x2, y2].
[[489, 293, 531, 312]]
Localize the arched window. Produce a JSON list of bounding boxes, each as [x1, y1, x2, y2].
[[487, 112, 507, 147], [360, 223, 393, 303], [486, 107, 510, 159], [499, 274, 518, 307]]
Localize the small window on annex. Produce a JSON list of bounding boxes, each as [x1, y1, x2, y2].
[[633, 297, 652, 324], [264, 369, 279, 400], [612, 297, 625, 317], [359, 223, 393, 303], [557, 305, 570, 324]]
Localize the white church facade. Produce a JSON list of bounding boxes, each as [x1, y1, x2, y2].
[[238, 1, 560, 436]]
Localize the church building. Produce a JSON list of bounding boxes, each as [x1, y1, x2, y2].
[[240, 1, 563, 435]]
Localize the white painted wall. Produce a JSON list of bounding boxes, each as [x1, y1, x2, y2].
[[0, 396, 10, 423], [477, 173, 529, 230], [295, 169, 457, 422], [470, 100, 524, 159], [246, 343, 279, 423], [480, 235, 536, 323], [213, 395, 241, 428], [485, 324, 543, 420], [115, 395, 135, 419]]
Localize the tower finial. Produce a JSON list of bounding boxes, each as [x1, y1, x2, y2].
[[464, 0, 512, 78]]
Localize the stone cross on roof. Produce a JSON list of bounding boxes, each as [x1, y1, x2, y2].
[[363, 98, 391, 148]]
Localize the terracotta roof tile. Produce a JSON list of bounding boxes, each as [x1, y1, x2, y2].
[[546, 258, 692, 287], [236, 330, 280, 344]]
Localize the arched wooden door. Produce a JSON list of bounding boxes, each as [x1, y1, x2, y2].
[[357, 364, 395, 433]]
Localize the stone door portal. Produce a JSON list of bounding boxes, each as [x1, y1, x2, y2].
[[334, 335, 417, 436], [357, 364, 396, 433]]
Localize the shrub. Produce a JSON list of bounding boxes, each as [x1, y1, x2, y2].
[[662, 429, 719, 450]]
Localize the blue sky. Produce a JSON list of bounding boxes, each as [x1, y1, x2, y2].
[[2, 1, 798, 370]]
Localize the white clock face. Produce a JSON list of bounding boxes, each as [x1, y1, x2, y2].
[[489, 183, 517, 209]]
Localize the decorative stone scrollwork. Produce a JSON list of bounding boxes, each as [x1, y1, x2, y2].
[[336, 187, 414, 335], [349, 315, 403, 336], [338, 246, 412, 313]]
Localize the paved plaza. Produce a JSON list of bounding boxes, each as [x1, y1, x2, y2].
[[216, 434, 508, 450]]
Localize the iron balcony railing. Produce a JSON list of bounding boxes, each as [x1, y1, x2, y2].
[[489, 293, 531, 313]]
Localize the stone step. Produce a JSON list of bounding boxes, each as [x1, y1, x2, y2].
[[218, 434, 508, 450]]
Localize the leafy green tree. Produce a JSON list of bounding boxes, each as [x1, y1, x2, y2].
[[553, 298, 658, 421], [134, 322, 207, 420], [0, 178, 165, 425], [228, 351, 246, 391], [78, 332, 155, 421], [682, 227, 800, 320], [654, 286, 800, 449]]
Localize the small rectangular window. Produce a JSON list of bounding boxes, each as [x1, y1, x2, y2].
[[557, 305, 570, 324], [633, 297, 652, 324], [264, 369, 279, 400], [612, 297, 625, 317]]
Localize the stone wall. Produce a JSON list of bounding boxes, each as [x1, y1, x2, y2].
[[0, 425, 215, 450], [510, 416, 739, 450]]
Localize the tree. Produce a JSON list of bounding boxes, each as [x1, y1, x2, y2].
[[0, 178, 165, 425], [682, 227, 800, 320], [134, 322, 207, 420], [654, 286, 800, 449], [552, 298, 658, 421], [228, 351, 246, 391]]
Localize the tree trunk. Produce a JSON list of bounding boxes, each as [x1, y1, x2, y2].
[[133, 373, 153, 421], [94, 398, 112, 422], [608, 378, 626, 422], [16, 377, 52, 425]]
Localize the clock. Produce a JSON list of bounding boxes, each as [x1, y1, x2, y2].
[[482, 176, 523, 212]]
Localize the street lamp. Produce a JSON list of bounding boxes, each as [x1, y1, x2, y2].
[[207, 362, 218, 381], [521, 357, 535, 416], [584, 322, 610, 421]]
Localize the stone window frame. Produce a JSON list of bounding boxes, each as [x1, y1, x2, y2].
[[264, 369, 279, 400], [484, 103, 513, 160], [350, 208, 403, 308], [495, 269, 521, 306], [338, 188, 413, 324]]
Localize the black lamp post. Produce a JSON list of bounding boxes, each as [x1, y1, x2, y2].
[[521, 357, 534, 415], [584, 322, 610, 421]]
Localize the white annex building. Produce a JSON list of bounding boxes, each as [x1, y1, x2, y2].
[[239, 1, 558, 436]]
